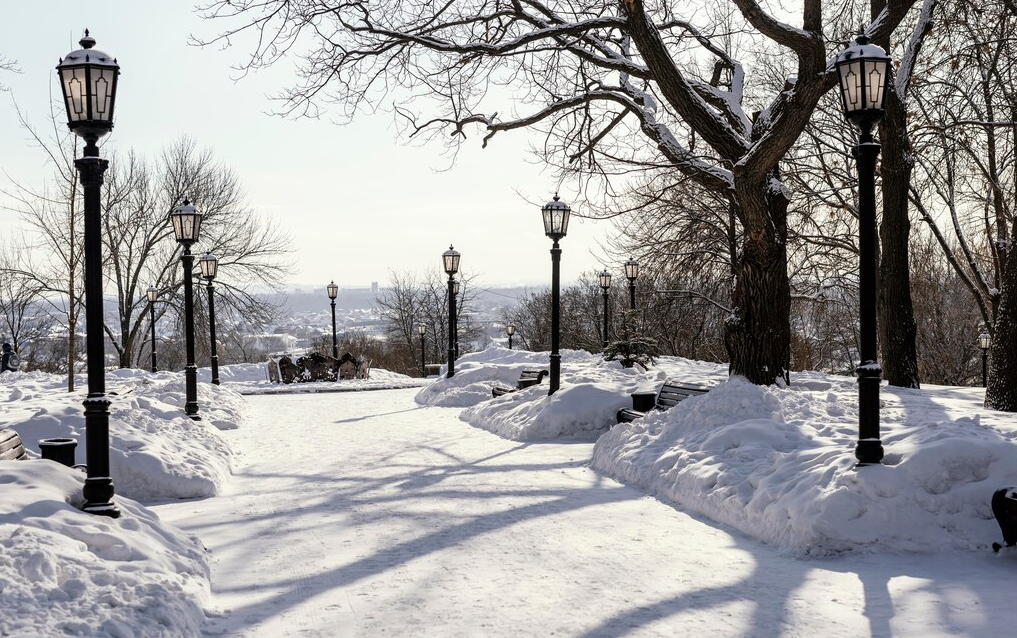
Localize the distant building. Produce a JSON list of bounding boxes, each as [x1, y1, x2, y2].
[[371, 281, 379, 294]]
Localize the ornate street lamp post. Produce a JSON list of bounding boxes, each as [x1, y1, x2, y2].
[[418, 323, 427, 376], [506, 324, 515, 350], [979, 332, 991, 388], [836, 35, 892, 466], [542, 194, 570, 395], [624, 257, 639, 311], [199, 254, 220, 386], [442, 246, 461, 378], [599, 269, 612, 349], [58, 30, 121, 517], [147, 286, 158, 373], [169, 200, 203, 420], [327, 281, 339, 364]]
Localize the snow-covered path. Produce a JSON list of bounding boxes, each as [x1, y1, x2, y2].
[[153, 388, 1013, 638]]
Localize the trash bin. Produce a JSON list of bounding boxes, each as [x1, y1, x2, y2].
[[39, 438, 77, 467], [992, 487, 1017, 551], [631, 391, 657, 412]]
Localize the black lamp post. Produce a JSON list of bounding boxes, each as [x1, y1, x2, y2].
[[979, 332, 991, 388], [442, 245, 460, 378], [542, 194, 570, 395], [506, 324, 515, 350], [599, 269, 612, 349], [58, 30, 121, 517], [624, 257, 639, 311], [836, 35, 892, 466], [170, 200, 203, 420], [327, 281, 339, 363], [199, 254, 220, 386], [452, 279, 460, 359], [418, 323, 427, 376], [147, 286, 158, 373]]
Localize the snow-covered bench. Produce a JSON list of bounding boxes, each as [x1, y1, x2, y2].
[[492, 369, 549, 397], [616, 381, 711, 423], [0, 427, 28, 461]]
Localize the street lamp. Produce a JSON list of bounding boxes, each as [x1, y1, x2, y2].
[[169, 199, 203, 420], [418, 323, 427, 376], [979, 332, 991, 388], [624, 257, 639, 311], [442, 245, 460, 378], [542, 194, 570, 395], [199, 254, 220, 386], [327, 281, 339, 364], [58, 30, 121, 517], [836, 34, 892, 466], [599, 269, 612, 349], [506, 324, 516, 350], [147, 286, 158, 373]]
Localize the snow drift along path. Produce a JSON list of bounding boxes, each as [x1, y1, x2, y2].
[[153, 388, 1014, 638]]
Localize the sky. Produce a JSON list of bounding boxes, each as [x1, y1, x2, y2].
[[4, 351, 1017, 636], [0, 1, 618, 290]]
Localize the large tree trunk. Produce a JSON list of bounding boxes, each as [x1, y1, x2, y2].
[[726, 176, 791, 384], [877, 87, 920, 389], [986, 237, 1017, 410]]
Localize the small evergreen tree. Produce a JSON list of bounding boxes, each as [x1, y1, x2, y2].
[[604, 310, 658, 370]]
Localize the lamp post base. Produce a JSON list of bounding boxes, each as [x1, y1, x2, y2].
[[82, 477, 121, 518], [854, 439, 885, 466]]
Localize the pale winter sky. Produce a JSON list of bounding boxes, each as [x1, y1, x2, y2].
[[0, 1, 620, 290]]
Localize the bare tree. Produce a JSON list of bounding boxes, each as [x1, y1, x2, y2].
[[102, 137, 292, 369], [377, 269, 483, 375], [907, 0, 1017, 408], [1, 100, 85, 389], [198, 0, 920, 385]]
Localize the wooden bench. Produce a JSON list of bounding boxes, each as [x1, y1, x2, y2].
[[616, 380, 711, 423], [0, 427, 28, 461], [492, 369, 550, 397]]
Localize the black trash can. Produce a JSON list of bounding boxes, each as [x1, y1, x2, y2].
[[631, 391, 658, 413], [992, 487, 1017, 551], [39, 438, 77, 467]]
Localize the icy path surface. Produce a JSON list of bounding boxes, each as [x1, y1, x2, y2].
[[153, 388, 1012, 638]]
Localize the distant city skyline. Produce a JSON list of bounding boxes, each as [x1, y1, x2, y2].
[[0, 2, 624, 290]]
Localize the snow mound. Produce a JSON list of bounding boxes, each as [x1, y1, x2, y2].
[[2, 369, 242, 500], [0, 462, 209, 638], [592, 376, 1017, 555]]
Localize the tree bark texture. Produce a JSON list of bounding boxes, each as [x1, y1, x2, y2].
[[877, 88, 921, 389], [986, 241, 1017, 411], [725, 175, 791, 384]]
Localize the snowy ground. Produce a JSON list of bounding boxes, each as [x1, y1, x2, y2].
[[1, 352, 1016, 637]]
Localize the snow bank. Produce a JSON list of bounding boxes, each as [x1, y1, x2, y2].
[[416, 344, 642, 414], [0, 461, 208, 638], [2, 368, 241, 500], [592, 376, 1017, 555]]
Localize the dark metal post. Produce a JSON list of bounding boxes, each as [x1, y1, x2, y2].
[[77, 141, 119, 517], [982, 348, 989, 388], [446, 274, 456, 378], [628, 280, 636, 311], [206, 281, 220, 385], [182, 249, 200, 419], [330, 299, 339, 360], [602, 288, 610, 349], [853, 132, 884, 466], [420, 331, 426, 376], [508, 333, 513, 350], [149, 302, 157, 373], [549, 240, 561, 394]]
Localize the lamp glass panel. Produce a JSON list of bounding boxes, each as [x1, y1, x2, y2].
[[838, 61, 863, 113], [91, 67, 116, 122], [61, 66, 88, 121]]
